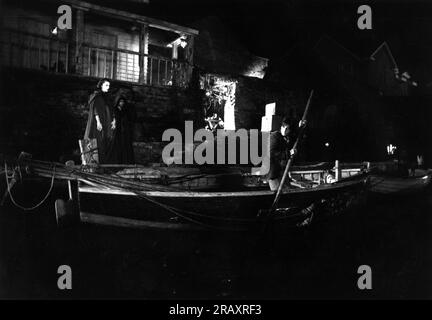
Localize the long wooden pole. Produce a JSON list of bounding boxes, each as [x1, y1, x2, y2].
[[269, 89, 314, 213]]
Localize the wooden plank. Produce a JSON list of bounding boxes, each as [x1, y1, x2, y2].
[[65, 0, 199, 35], [78, 178, 365, 198], [80, 211, 201, 230], [74, 8, 85, 75], [65, 43, 69, 73], [138, 24, 147, 84], [149, 57, 153, 84], [110, 50, 114, 79], [87, 47, 91, 76], [78, 138, 99, 165]]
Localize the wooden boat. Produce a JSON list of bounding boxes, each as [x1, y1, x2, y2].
[[358, 160, 432, 195], [368, 169, 432, 195], [2, 154, 369, 232]]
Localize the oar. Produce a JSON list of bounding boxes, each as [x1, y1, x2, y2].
[[266, 89, 314, 224]]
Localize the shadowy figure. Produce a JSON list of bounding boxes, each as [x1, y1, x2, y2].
[[109, 95, 135, 164]]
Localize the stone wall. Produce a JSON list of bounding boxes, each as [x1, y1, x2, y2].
[[0, 67, 201, 162], [0, 66, 307, 164]]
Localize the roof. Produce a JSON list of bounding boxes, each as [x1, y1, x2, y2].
[[314, 35, 362, 62], [63, 0, 199, 35], [370, 41, 398, 69]]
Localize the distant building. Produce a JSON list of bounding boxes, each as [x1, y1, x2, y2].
[[265, 35, 419, 161], [368, 42, 416, 96]]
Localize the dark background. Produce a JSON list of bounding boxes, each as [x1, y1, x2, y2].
[[1, 0, 432, 301], [87, 0, 432, 73]]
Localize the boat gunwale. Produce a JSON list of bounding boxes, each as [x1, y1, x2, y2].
[[370, 172, 432, 181], [78, 175, 368, 198]]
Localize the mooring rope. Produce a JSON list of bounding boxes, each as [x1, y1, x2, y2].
[[82, 174, 313, 231], [3, 158, 317, 229], [4, 162, 56, 211]]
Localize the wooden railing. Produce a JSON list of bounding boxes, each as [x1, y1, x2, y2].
[[1, 28, 191, 87], [1, 28, 70, 74]]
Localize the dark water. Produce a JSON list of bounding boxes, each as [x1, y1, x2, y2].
[[0, 179, 431, 300]]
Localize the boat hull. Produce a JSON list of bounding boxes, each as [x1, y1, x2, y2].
[[78, 175, 368, 231], [369, 172, 432, 195]]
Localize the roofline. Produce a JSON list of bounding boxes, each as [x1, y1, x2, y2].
[[370, 41, 398, 69], [314, 35, 362, 61], [65, 0, 199, 35]]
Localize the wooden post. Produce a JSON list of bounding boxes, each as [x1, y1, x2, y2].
[[74, 8, 85, 75], [185, 35, 194, 64], [335, 160, 341, 181], [149, 57, 153, 85], [55, 160, 81, 228], [87, 48, 91, 76], [65, 43, 69, 73], [111, 50, 114, 79], [172, 42, 179, 60], [56, 41, 60, 72], [157, 59, 161, 85], [96, 49, 99, 76], [139, 24, 149, 84], [185, 35, 194, 85]]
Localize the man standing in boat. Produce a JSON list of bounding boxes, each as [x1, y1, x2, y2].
[[268, 117, 306, 191]]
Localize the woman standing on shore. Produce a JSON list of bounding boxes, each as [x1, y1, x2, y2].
[[84, 78, 116, 164]]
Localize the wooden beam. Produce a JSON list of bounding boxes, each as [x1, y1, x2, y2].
[[65, 0, 199, 36], [139, 23, 149, 84], [78, 178, 364, 198], [74, 8, 85, 75], [80, 211, 201, 230]]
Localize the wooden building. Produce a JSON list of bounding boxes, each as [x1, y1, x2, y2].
[[0, 0, 203, 162], [265, 35, 419, 161], [1, 0, 198, 87], [1, 0, 297, 164]]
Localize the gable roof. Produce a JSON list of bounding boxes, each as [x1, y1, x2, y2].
[[370, 41, 398, 69], [314, 35, 362, 62]]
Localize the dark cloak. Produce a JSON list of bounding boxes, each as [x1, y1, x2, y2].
[[84, 90, 114, 164], [109, 95, 135, 164], [268, 131, 294, 180]]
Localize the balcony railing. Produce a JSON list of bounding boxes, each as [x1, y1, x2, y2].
[[1, 28, 70, 73], [1, 28, 191, 88]]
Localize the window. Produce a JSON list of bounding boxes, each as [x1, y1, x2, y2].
[[116, 33, 140, 82]]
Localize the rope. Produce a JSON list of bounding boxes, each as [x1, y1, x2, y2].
[[82, 174, 314, 231], [4, 162, 56, 211], [86, 176, 231, 230], [6, 158, 320, 229]]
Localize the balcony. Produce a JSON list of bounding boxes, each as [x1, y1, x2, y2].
[[1, 27, 192, 88]]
